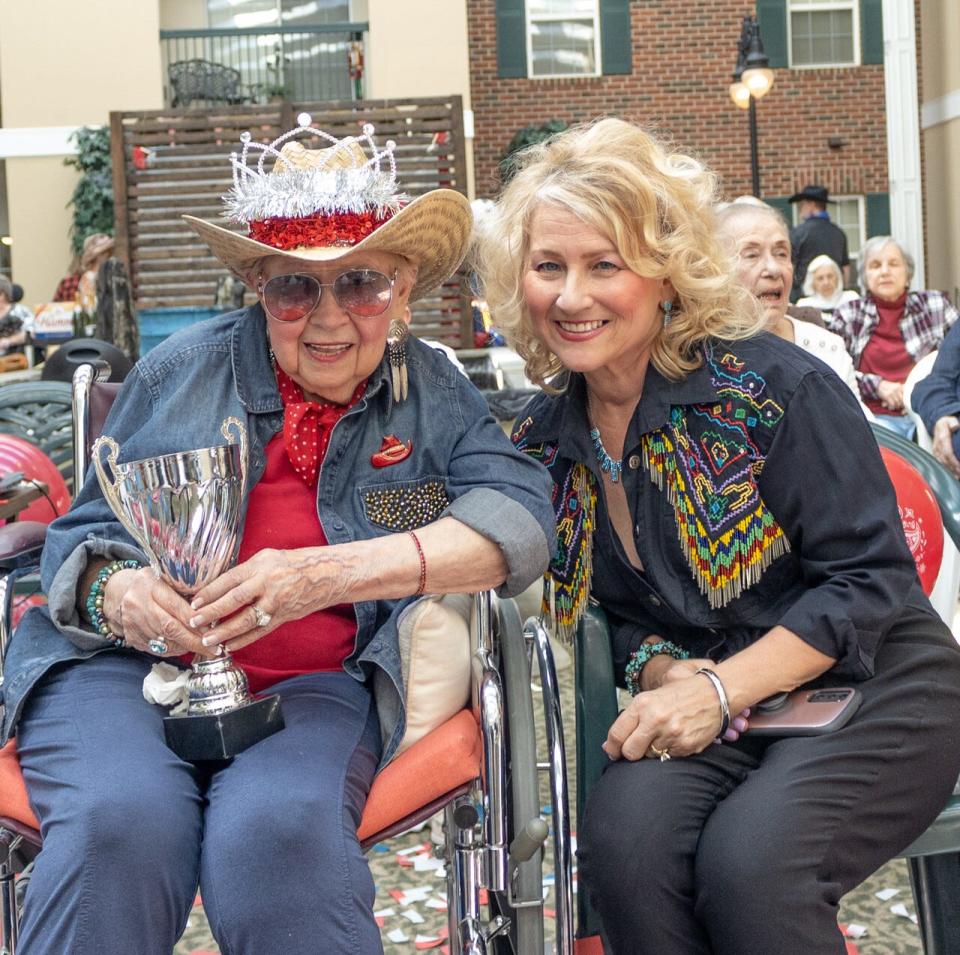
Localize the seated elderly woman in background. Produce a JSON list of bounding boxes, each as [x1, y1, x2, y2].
[[715, 201, 863, 407], [797, 253, 860, 316], [476, 116, 960, 955], [829, 235, 958, 437], [2, 120, 554, 954]]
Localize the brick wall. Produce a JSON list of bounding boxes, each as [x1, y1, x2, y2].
[[467, 0, 890, 203]]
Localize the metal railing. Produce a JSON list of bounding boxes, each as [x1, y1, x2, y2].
[[159, 23, 368, 108]]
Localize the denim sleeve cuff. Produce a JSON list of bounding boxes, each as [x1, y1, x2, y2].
[[444, 488, 551, 598], [47, 534, 147, 648]]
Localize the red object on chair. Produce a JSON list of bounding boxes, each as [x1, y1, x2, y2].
[[879, 447, 944, 596], [0, 435, 70, 525]]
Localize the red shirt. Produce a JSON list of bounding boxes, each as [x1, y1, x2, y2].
[[229, 434, 357, 694], [859, 292, 914, 417]]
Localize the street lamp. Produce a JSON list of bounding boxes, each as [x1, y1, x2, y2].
[[729, 14, 775, 197]]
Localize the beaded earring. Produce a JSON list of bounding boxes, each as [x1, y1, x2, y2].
[[661, 300, 674, 326]]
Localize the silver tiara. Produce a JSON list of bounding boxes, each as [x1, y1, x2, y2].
[[222, 114, 406, 224]]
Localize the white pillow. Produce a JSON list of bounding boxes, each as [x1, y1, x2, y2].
[[396, 593, 472, 755]]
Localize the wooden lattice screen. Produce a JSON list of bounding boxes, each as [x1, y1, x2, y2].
[[109, 96, 472, 346]]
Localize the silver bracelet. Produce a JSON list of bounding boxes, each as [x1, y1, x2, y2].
[[696, 667, 731, 737]]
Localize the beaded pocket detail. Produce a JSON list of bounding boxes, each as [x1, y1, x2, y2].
[[361, 478, 450, 531]]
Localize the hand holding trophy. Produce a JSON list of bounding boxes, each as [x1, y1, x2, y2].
[[92, 417, 284, 760]]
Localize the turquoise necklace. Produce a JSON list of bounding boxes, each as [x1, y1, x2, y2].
[[587, 395, 623, 483]]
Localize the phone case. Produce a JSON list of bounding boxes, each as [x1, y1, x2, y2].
[[746, 688, 862, 736]]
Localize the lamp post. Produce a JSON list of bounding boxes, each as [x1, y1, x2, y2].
[[729, 14, 775, 197]]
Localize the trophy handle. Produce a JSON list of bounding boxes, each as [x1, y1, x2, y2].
[[220, 416, 248, 492], [90, 436, 156, 564]]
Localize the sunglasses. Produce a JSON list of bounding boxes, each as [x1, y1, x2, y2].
[[258, 269, 397, 322]]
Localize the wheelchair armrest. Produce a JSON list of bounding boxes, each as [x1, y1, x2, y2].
[[0, 521, 47, 571], [575, 603, 618, 939]]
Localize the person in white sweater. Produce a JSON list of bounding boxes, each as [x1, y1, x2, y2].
[[717, 201, 871, 418]]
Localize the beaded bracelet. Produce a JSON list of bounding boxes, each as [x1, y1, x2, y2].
[[85, 559, 142, 647], [624, 639, 690, 696], [408, 530, 427, 597]]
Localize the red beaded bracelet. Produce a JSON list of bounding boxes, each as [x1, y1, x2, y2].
[[409, 530, 427, 597]]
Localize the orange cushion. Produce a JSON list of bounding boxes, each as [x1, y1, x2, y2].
[[0, 739, 38, 831], [0, 709, 483, 845], [358, 709, 481, 842]]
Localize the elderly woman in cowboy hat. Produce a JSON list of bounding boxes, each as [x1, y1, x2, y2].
[[2, 120, 554, 954]]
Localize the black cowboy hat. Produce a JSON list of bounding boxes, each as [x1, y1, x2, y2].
[[788, 184, 829, 204]]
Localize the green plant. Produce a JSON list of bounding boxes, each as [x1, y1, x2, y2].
[[64, 126, 113, 256], [498, 119, 569, 184], [264, 82, 292, 100]]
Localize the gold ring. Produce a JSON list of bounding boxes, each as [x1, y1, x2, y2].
[[253, 606, 272, 628], [650, 744, 671, 762]]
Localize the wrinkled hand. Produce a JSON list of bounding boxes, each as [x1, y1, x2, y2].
[[876, 379, 905, 411], [187, 548, 345, 654], [932, 416, 960, 479], [104, 567, 211, 658], [604, 660, 750, 761]]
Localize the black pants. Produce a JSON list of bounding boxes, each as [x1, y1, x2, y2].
[[577, 604, 960, 955]]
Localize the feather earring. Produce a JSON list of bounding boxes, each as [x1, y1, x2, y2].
[[387, 319, 409, 402]]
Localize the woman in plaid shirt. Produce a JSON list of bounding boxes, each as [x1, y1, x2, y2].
[[829, 236, 958, 437]]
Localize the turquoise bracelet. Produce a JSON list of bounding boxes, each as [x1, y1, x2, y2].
[[85, 559, 142, 647], [624, 639, 690, 696]]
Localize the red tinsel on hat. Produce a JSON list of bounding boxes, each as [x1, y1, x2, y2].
[[249, 210, 395, 251]]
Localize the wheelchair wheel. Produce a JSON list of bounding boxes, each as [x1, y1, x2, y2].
[[489, 598, 546, 955]]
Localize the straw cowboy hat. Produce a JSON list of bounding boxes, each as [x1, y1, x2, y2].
[[184, 119, 472, 303]]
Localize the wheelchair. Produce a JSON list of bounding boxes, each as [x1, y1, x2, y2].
[[0, 362, 575, 955]]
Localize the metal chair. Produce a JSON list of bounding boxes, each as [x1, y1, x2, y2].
[[168, 59, 249, 108], [0, 364, 574, 954]]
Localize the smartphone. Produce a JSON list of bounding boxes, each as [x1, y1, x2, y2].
[[746, 688, 862, 736]]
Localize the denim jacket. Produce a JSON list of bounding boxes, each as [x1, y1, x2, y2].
[[0, 306, 554, 763]]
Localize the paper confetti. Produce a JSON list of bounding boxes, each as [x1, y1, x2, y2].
[[874, 887, 900, 901], [402, 908, 426, 924]]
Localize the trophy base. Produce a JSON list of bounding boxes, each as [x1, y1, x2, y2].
[[163, 694, 284, 762]]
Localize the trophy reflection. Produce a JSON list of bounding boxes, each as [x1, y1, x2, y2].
[[92, 417, 284, 760]]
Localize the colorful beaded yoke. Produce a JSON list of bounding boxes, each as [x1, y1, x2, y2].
[[643, 349, 790, 608], [512, 416, 596, 643], [513, 345, 792, 629]]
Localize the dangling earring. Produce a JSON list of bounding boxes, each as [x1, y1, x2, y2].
[[661, 300, 674, 326], [387, 318, 409, 402]]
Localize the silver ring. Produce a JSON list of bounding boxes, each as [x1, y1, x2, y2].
[[148, 638, 169, 655], [253, 606, 272, 628]]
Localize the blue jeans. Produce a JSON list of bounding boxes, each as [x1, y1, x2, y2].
[[872, 412, 917, 440], [15, 653, 383, 954]]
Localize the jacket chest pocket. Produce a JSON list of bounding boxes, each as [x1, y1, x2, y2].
[[360, 476, 450, 532]]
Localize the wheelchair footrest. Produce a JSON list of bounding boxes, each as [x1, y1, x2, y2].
[[163, 694, 283, 761]]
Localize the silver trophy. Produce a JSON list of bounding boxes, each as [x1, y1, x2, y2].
[[92, 417, 284, 760]]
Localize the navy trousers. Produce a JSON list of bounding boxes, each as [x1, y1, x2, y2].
[[15, 652, 383, 954], [578, 604, 960, 955]]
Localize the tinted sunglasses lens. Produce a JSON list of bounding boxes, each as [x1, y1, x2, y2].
[[333, 270, 393, 317], [263, 274, 321, 322]]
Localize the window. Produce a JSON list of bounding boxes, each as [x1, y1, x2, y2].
[[526, 0, 600, 78], [788, 0, 859, 67]]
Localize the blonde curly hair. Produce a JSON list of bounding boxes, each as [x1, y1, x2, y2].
[[473, 118, 763, 387]]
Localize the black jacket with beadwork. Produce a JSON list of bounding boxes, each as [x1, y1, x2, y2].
[[511, 332, 930, 683]]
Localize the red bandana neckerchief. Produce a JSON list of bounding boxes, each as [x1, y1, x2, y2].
[[275, 364, 366, 485]]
